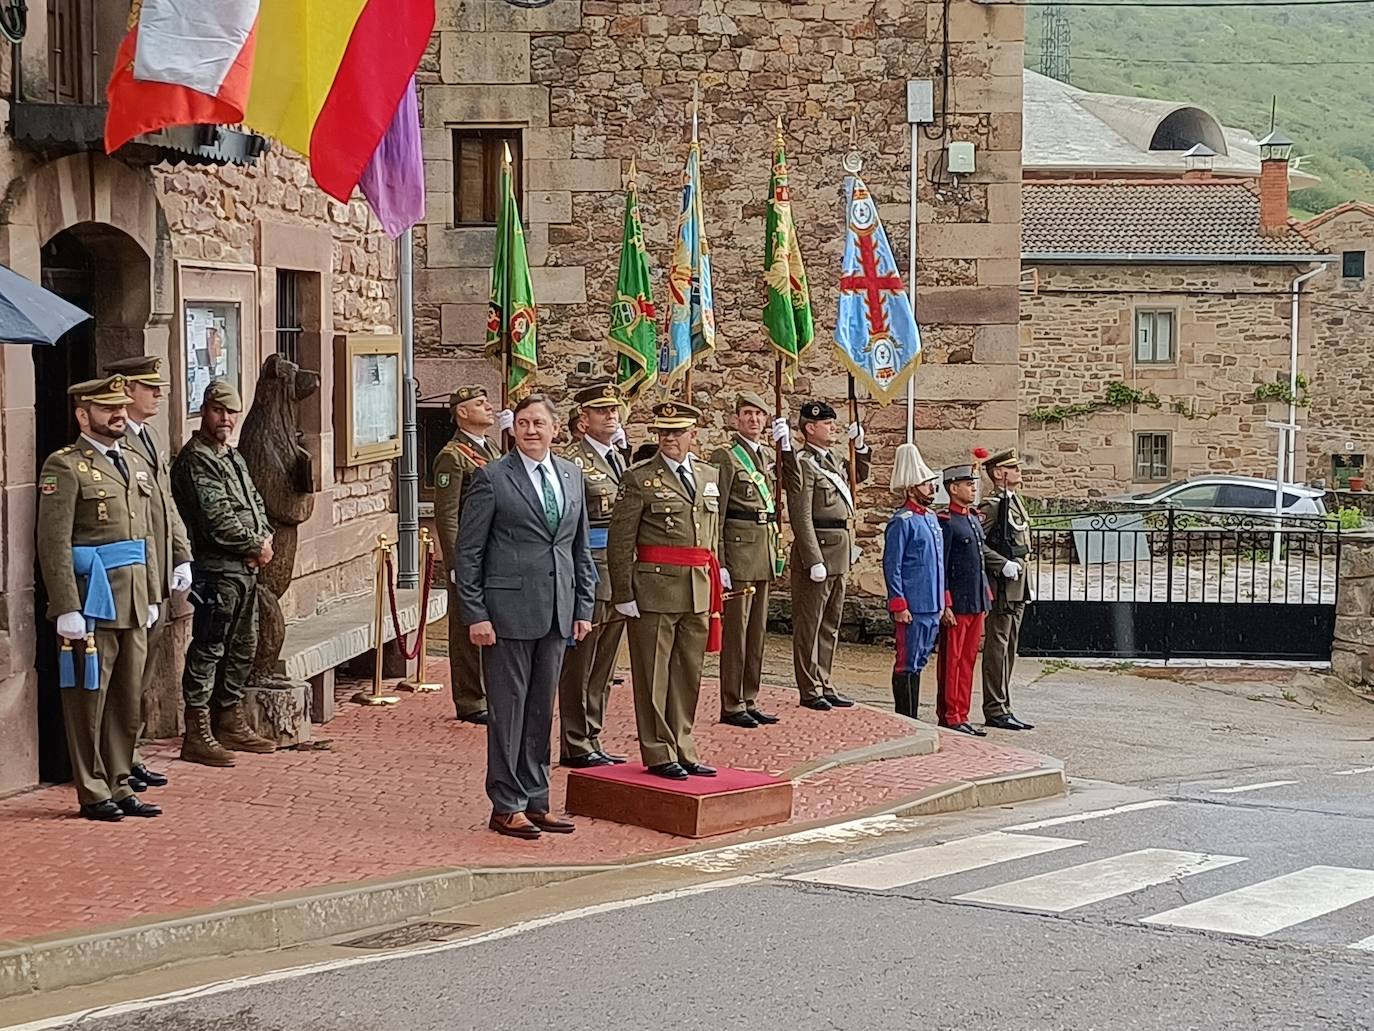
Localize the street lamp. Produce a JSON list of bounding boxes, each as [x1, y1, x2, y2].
[[1258, 129, 1294, 163]]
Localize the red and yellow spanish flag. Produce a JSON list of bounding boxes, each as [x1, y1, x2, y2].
[[106, 0, 434, 204]]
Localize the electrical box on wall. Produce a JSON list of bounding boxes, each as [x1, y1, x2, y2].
[[947, 141, 976, 174]]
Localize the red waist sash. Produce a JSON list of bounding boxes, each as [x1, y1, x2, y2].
[[637, 545, 724, 654]]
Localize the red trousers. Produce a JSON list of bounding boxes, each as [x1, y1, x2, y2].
[[936, 612, 986, 726]]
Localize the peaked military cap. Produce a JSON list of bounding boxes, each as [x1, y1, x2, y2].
[[982, 447, 1020, 474], [573, 380, 623, 408], [650, 400, 701, 431], [449, 385, 488, 406], [69, 375, 134, 406], [203, 380, 243, 413], [735, 391, 771, 414], [104, 354, 170, 387], [799, 400, 837, 424], [943, 464, 978, 483]]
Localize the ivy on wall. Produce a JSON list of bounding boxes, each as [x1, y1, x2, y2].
[[1253, 373, 1311, 407], [1029, 381, 1214, 424]]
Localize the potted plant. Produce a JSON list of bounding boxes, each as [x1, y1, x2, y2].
[[1350, 476, 1367, 493]]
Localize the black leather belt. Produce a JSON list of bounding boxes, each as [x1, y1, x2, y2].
[[726, 509, 776, 524], [813, 518, 848, 530]]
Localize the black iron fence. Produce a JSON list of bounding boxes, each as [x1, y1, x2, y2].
[[1019, 507, 1340, 662]]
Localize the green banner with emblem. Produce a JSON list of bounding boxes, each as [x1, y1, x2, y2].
[[611, 161, 658, 403], [762, 124, 815, 384], [484, 145, 537, 401]]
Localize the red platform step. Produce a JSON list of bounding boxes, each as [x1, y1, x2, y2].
[[565, 764, 794, 838]]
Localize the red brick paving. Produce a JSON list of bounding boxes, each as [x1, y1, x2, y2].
[[0, 663, 1046, 942]]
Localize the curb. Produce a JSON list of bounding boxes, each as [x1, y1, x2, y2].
[[0, 756, 1062, 1003]]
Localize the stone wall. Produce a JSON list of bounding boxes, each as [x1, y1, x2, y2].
[[418, 0, 1024, 596], [1019, 262, 1310, 497], [1333, 531, 1374, 686]]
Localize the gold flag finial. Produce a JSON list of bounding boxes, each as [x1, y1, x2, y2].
[[626, 157, 638, 188], [502, 141, 513, 166]]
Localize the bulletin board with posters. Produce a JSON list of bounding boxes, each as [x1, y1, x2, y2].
[[183, 302, 241, 414], [335, 333, 403, 466]]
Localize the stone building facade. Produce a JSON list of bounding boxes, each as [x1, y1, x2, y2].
[[0, 11, 399, 795], [414, 0, 1024, 595]]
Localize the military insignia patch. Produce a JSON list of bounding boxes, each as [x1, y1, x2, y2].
[[40, 475, 57, 495], [437, 473, 450, 488]]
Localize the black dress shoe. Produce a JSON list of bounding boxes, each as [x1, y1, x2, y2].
[[681, 761, 717, 777], [563, 752, 614, 769], [1006, 714, 1035, 730], [128, 775, 148, 793], [746, 708, 780, 725], [457, 711, 489, 726], [647, 762, 689, 780], [80, 800, 124, 822], [823, 692, 855, 708], [985, 715, 1024, 731], [597, 750, 628, 765], [131, 763, 168, 787], [801, 697, 833, 711], [116, 796, 162, 817], [721, 711, 759, 729], [942, 722, 988, 737]]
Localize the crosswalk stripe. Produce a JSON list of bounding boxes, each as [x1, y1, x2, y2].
[[1004, 800, 1174, 832], [1332, 766, 1374, 777], [1142, 866, 1374, 937], [1209, 780, 1300, 794], [1349, 933, 1374, 952], [786, 832, 1082, 891], [952, 848, 1247, 913]]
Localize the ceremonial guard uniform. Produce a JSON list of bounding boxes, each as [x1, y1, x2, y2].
[[710, 392, 784, 728], [937, 463, 992, 736], [37, 376, 159, 820], [607, 402, 724, 778], [557, 381, 630, 767], [104, 355, 191, 790], [883, 444, 945, 719], [979, 448, 1035, 731], [785, 400, 871, 710], [433, 385, 501, 724]]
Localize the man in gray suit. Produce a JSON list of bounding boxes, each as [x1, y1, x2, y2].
[[458, 394, 597, 840]]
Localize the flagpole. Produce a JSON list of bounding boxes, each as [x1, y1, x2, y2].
[[842, 113, 862, 498], [684, 82, 700, 403], [771, 115, 791, 551], [906, 120, 918, 445], [500, 142, 513, 450]]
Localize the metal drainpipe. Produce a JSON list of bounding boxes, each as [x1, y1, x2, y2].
[[397, 228, 419, 589], [1273, 263, 1325, 542]]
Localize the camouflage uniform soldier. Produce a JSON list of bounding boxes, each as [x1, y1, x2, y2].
[[432, 385, 504, 725], [558, 381, 630, 767], [170, 381, 278, 766], [37, 376, 162, 820]]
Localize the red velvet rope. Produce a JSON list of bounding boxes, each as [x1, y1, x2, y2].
[[383, 549, 436, 661]]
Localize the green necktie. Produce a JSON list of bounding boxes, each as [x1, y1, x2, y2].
[[538, 464, 560, 533]]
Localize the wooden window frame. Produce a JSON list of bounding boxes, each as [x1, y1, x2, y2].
[[1133, 431, 1172, 483], [1342, 251, 1366, 280], [452, 127, 523, 227], [1134, 308, 1177, 365]]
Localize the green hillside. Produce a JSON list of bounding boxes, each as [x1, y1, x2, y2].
[[1025, 2, 1374, 214]]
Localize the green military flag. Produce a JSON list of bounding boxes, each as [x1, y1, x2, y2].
[[762, 122, 815, 383], [611, 160, 658, 403], [485, 144, 537, 401]]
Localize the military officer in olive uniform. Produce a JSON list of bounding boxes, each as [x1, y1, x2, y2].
[[607, 401, 724, 780], [171, 381, 279, 767], [709, 392, 792, 728], [979, 447, 1036, 731], [433, 385, 503, 725], [784, 400, 872, 710], [558, 381, 631, 768], [37, 375, 162, 820], [104, 354, 192, 792]]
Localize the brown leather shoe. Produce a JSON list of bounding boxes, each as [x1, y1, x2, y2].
[[489, 811, 542, 839], [526, 810, 576, 834], [212, 702, 278, 754]]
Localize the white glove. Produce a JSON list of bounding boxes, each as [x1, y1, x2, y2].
[[771, 418, 792, 452], [55, 612, 86, 641], [170, 562, 193, 593], [808, 563, 828, 583], [720, 568, 733, 591], [1002, 560, 1022, 580], [449, 568, 457, 584], [146, 604, 159, 629], [497, 408, 514, 433], [615, 601, 641, 619], [847, 422, 868, 452], [610, 426, 628, 449]]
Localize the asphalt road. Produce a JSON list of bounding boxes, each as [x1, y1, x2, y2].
[[22, 765, 1374, 1031]]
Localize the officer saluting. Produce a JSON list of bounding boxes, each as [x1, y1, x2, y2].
[[784, 400, 871, 710], [37, 376, 161, 821], [558, 381, 630, 768], [432, 385, 506, 726], [607, 401, 724, 780], [979, 447, 1035, 731], [709, 392, 790, 729]]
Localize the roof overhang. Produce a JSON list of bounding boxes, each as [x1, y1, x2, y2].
[[1022, 251, 1335, 265]]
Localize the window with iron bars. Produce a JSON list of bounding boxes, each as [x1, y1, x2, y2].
[[276, 270, 303, 364]]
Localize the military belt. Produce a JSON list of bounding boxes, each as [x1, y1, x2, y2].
[[813, 518, 848, 530], [726, 508, 776, 525]]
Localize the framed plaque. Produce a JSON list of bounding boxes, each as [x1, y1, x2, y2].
[[335, 334, 403, 465]]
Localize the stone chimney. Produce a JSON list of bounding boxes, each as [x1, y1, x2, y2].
[[1257, 130, 1294, 235]]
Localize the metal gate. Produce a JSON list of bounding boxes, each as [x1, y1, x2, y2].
[[1019, 507, 1340, 662]]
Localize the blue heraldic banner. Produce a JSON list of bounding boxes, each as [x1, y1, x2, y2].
[[662, 142, 716, 387]]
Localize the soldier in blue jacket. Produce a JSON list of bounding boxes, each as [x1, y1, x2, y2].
[[936, 461, 992, 736], [883, 444, 945, 719]]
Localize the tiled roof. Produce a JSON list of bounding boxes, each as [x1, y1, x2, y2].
[[1022, 180, 1325, 260]]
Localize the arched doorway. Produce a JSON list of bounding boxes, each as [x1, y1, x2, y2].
[[32, 223, 153, 783]]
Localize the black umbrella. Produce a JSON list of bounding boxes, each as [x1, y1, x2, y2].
[[0, 263, 92, 345]]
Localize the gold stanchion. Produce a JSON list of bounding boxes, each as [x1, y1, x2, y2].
[[398, 528, 442, 693], [353, 533, 401, 706]]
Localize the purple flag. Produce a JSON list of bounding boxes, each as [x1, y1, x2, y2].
[[359, 77, 424, 238]]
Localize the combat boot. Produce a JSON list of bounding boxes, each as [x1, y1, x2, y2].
[[180, 706, 236, 767], [212, 702, 278, 754], [892, 673, 920, 719]]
